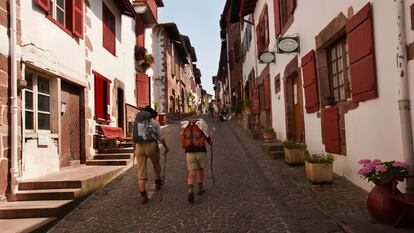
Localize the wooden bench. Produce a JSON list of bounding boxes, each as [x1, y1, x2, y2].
[[98, 125, 132, 149], [391, 175, 414, 227]]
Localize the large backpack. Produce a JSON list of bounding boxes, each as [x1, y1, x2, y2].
[[180, 121, 206, 148], [133, 111, 157, 143]]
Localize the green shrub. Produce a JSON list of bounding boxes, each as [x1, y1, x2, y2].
[[283, 140, 307, 149], [263, 127, 274, 133], [305, 153, 334, 164]]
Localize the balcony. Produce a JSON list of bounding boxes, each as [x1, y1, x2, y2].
[[133, 0, 162, 24]]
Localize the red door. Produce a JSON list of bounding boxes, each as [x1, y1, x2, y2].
[[136, 73, 149, 108]]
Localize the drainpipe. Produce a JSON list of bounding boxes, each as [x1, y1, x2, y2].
[[9, 0, 19, 194], [396, 0, 414, 192]]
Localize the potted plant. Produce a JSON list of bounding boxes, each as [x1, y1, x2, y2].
[[243, 98, 252, 115], [283, 140, 307, 165], [262, 127, 275, 142], [134, 46, 147, 60], [305, 153, 334, 184], [323, 95, 335, 107], [358, 159, 409, 224]]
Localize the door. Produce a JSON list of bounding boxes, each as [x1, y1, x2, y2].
[[136, 73, 149, 108], [61, 81, 81, 167], [293, 75, 304, 141], [117, 88, 124, 130]]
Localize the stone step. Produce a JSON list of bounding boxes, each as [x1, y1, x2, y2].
[[0, 217, 57, 233], [93, 153, 132, 160], [12, 189, 82, 201], [19, 181, 82, 191], [98, 147, 134, 154], [86, 159, 129, 166], [270, 151, 285, 160], [0, 200, 74, 219], [260, 143, 284, 152]]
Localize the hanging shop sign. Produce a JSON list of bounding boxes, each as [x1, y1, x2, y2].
[[258, 51, 276, 64], [277, 36, 300, 54]]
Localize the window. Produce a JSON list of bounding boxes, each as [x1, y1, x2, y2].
[[274, 0, 296, 36], [24, 70, 51, 131], [103, 3, 116, 55], [34, 0, 84, 38], [328, 39, 350, 102], [94, 71, 111, 121], [256, 5, 269, 52]]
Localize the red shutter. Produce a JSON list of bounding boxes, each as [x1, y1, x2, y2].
[[35, 0, 49, 13], [273, 0, 281, 36], [347, 3, 377, 103], [264, 75, 271, 110], [287, 0, 296, 15], [136, 17, 145, 47], [94, 74, 105, 119], [252, 85, 260, 114], [301, 50, 319, 113], [72, 0, 84, 38], [137, 73, 149, 108], [264, 5, 269, 48], [229, 49, 234, 70], [106, 80, 111, 121], [323, 107, 340, 154], [256, 26, 260, 52], [103, 4, 116, 55]]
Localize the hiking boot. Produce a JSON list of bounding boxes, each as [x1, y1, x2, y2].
[[188, 192, 194, 203], [197, 183, 205, 195], [140, 191, 148, 204], [155, 179, 163, 191]]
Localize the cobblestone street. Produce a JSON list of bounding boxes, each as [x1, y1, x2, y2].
[[49, 117, 411, 233]]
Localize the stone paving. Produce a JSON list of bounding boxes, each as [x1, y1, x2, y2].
[[48, 117, 413, 233]]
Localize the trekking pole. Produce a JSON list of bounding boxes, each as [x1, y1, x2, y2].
[[210, 127, 216, 186], [159, 150, 167, 202]]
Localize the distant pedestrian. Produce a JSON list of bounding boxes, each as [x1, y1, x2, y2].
[[180, 117, 213, 203], [133, 106, 169, 204]]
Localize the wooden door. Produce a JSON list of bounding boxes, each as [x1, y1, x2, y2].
[[293, 76, 304, 141], [61, 81, 81, 167], [117, 88, 124, 130]]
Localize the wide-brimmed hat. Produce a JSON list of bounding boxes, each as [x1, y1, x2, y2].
[[143, 105, 158, 118]]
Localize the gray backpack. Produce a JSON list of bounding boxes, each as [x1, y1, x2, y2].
[[133, 111, 156, 143]]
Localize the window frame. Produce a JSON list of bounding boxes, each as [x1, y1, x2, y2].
[[24, 70, 52, 133], [102, 3, 116, 56], [327, 38, 351, 103]]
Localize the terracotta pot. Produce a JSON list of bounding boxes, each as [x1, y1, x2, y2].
[[305, 161, 333, 183], [284, 148, 305, 164], [263, 131, 274, 142], [366, 182, 403, 224]]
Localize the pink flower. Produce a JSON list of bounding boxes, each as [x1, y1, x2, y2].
[[393, 161, 409, 169], [375, 164, 388, 173], [358, 159, 371, 165], [371, 159, 382, 165], [358, 165, 374, 175]]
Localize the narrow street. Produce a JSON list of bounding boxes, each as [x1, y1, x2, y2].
[[49, 117, 344, 233]]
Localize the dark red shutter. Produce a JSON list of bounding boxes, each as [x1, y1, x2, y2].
[[252, 85, 260, 114], [229, 49, 234, 70], [94, 74, 105, 119], [273, 0, 281, 36], [323, 107, 340, 154], [256, 26, 260, 52], [347, 3, 377, 103], [301, 50, 319, 113], [103, 4, 116, 55], [264, 75, 271, 110], [264, 5, 269, 48], [72, 0, 84, 38], [35, 0, 49, 13], [136, 17, 145, 47], [106, 80, 111, 121], [137, 73, 149, 108], [287, 0, 296, 15]]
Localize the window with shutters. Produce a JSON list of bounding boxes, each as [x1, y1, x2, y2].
[[34, 0, 83, 38], [327, 39, 351, 102], [274, 0, 295, 36], [257, 4, 269, 52], [24, 69, 54, 133], [94, 72, 111, 121], [103, 3, 116, 55]]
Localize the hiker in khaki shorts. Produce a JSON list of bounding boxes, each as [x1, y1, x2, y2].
[[133, 106, 169, 204], [180, 117, 212, 203]]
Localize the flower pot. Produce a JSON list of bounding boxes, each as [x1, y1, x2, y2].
[[367, 182, 403, 224], [244, 106, 252, 115], [305, 161, 333, 183], [263, 131, 274, 142], [284, 148, 305, 165]]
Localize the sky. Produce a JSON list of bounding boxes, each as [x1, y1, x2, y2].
[[158, 0, 226, 96]]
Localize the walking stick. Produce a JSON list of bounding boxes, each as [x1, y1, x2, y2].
[[159, 150, 167, 202], [210, 127, 216, 186]]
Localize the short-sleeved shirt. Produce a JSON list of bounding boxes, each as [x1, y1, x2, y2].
[[150, 118, 164, 141]]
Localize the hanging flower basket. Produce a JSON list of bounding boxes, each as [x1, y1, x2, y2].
[[134, 46, 147, 61]]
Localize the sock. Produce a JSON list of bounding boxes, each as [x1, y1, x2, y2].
[[140, 190, 147, 197]]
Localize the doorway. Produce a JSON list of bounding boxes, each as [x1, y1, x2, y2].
[[117, 88, 124, 130], [285, 73, 305, 142], [61, 81, 82, 167]]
